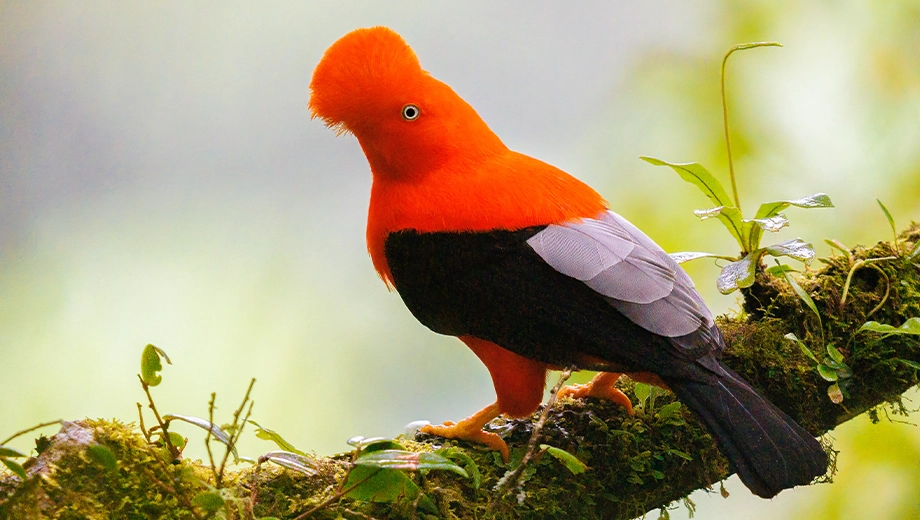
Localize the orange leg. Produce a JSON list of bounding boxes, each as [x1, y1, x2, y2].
[[559, 372, 634, 415], [420, 402, 509, 461]]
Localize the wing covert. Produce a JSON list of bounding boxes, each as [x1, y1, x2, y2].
[[527, 210, 720, 354]]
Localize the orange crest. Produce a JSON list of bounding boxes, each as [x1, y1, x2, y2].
[[309, 27, 424, 135]]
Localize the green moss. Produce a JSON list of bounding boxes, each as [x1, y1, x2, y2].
[[0, 419, 212, 519], [1, 225, 918, 519]]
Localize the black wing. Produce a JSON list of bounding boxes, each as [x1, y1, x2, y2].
[[383, 213, 719, 379]]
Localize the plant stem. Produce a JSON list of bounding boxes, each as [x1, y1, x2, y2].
[[720, 41, 782, 211], [137, 374, 178, 460], [218, 378, 256, 487], [839, 256, 897, 308], [205, 392, 219, 485], [1, 420, 62, 446]]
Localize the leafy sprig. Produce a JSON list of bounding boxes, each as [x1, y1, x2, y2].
[[642, 42, 833, 294], [775, 262, 853, 404]]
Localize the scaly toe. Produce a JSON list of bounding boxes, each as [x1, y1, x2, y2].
[[420, 423, 510, 461]]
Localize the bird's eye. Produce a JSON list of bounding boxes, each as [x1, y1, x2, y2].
[[401, 104, 420, 121]]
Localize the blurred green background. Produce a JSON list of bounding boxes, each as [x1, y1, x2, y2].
[[2, 2, 919, 518]]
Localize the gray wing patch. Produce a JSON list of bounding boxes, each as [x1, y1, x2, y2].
[[527, 211, 719, 353], [527, 219, 674, 304], [599, 211, 698, 290]]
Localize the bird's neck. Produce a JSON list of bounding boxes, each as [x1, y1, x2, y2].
[[365, 150, 608, 285]]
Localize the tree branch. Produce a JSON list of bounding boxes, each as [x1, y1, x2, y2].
[[1, 224, 918, 519]]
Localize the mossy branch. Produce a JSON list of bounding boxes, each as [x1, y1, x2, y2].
[[2, 225, 918, 520]]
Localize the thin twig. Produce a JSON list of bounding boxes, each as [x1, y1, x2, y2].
[[1, 419, 62, 446], [137, 374, 178, 460], [248, 455, 269, 517], [205, 392, 219, 485], [136, 460, 206, 520], [488, 368, 575, 509], [136, 403, 150, 443], [218, 378, 256, 487]]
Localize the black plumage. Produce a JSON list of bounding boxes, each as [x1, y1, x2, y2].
[[383, 211, 827, 498]]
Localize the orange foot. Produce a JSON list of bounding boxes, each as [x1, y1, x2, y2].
[[420, 402, 509, 461], [558, 372, 634, 415]]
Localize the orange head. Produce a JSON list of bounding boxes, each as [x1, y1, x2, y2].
[[309, 26, 506, 178]]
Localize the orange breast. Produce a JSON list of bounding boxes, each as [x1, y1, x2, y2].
[[366, 149, 607, 285]]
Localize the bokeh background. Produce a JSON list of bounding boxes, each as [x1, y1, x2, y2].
[[2, 2, 919, 518]]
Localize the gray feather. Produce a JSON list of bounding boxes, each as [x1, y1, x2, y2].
[[526, 220, 634, 281], [599, 211, 698, 290], [527, 211, 717, 348], [583, 245, 675, 304], [606, 282, 703, 337]]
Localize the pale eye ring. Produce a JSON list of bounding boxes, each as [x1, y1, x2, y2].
[[401, 104, 420, 121]]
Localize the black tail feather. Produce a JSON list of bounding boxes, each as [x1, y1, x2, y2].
[[667, 365, 828, 498]]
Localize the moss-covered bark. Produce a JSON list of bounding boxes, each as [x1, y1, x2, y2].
[[2, 225, 918, 520]]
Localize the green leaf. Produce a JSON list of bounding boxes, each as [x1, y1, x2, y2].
[[744, 214, 789, 232], [163, 414, 238, 461], [741, 215, 790, 250], [634, 382, 651, 409], [898, 359, 920, 370], [0, 446, 27, 458], [825, 238, 852, 257], [835, 364, 853, 379], [827, 383, 844, 404], [692, 206, 745, 249], [766, 264, 796, 277], [344, 466, 435, 509], [749, 193, 833, 249], [785, 333, 819, 364], [438, 447, 481, 489], [356, 449, 469, 478], [909, 241, 920, 260], [540, 444, 588, 475], [764, 238, 816, 264], [86, 444, 118, 472], [347, 436, 405, 452], [140, 344, 171, 387], [665, 449, 693, 461], [816, 364, 839, 382], [1, 458, 27, 479], [775, 262, 822, 326], [826, 343, 845, 364], [167, 432, 186, 449], [192, 491, 225, 513], [668, 251, 733, 264], [717, 250, 763, 294], [755, 193, 834, 220], [248, 420, 305, 455], [262, 451, 318, 475], [877, 199, 897, 244], [641, 157, 734, 208], [656, 402, 683, 421], [859, 317, 920, 336]]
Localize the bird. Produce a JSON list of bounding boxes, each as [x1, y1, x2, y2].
[[308, 26, 828, 498]]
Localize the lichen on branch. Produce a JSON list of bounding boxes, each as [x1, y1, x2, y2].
[[1, 225, 918, 520]]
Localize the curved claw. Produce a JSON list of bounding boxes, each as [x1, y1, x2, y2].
[[419, 402, 510, 461], [559, 372, 634, 415]]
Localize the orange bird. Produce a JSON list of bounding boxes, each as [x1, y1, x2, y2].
[[309, 26, 826, 498]]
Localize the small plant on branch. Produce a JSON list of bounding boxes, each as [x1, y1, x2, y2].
[[642, 42, 833, 294]]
